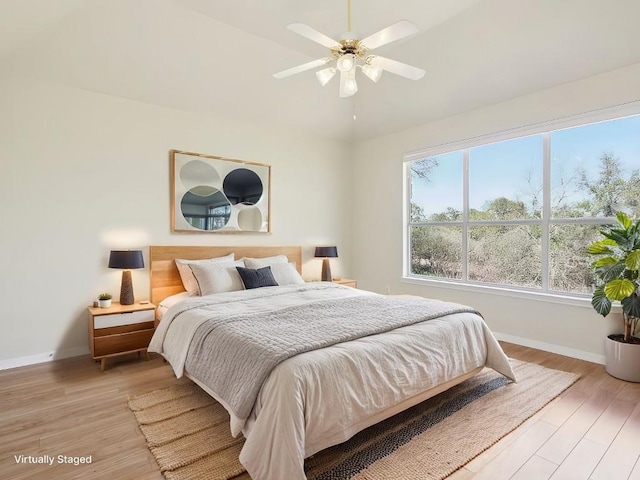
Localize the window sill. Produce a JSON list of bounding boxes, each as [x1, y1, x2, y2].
[[401, 275, 614, 310]]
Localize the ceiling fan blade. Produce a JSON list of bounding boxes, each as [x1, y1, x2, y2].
[[370, 55, 425, 80], [359, 20, 419, 51], [287, 23, 342, 49], [273, 58, 332, 79]]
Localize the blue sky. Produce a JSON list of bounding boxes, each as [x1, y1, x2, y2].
[[412, 114, 640, 218]]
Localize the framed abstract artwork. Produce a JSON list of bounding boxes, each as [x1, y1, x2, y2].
[[170, 150, 271, 233]]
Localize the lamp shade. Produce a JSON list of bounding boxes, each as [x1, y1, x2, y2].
[[314, 246, 338, 258], [108, 250, 144, 270]]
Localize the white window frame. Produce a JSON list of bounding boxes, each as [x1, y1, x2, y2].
[[402, 103, 640, 306]]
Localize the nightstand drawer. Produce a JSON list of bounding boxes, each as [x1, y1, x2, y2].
[[94, 328, 155, 357], [93, 321, 155, 337], [94, 309, 154, 329]]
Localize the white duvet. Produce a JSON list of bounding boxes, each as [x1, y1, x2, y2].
[[148, 284, 515, 480]]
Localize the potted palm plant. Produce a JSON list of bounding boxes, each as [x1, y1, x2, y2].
[[587, 211, 640, 382]]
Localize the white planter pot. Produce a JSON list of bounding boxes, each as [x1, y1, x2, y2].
[[99, 299, 112, 308], [605, 335, 640, 383]]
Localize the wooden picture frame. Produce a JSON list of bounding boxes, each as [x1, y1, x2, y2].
[[170, 149, 271, 233]]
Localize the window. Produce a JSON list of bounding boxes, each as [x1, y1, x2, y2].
[[406, 114, 640, 296]]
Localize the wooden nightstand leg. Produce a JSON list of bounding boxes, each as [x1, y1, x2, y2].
[[100, 358, 106, 371], [145, 350, 151, 361]]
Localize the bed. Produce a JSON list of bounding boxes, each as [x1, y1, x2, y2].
[[147, 245, 515, 480]]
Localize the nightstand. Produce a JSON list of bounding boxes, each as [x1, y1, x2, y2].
[[333, 278, 357, 288], [88, 302, 156, 371]]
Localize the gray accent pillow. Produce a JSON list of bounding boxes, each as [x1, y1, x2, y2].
[[236, 266, 279, 289]]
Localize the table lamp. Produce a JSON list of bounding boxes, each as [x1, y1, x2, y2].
[[108, 250, 144, 305], [314, 246, 338, 282]]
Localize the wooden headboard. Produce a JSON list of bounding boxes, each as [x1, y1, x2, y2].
[[149, 245, 302, 305]]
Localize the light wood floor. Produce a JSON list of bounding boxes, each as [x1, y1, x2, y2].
[[1, 343, 639, 480]]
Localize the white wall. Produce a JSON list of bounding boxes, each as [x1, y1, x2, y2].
[[0, 75, 352, 366], [4, 62, 639, 369], [352, 62, 640, 364]]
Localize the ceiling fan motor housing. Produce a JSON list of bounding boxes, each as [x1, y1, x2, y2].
[[333, 38, 367, 61]]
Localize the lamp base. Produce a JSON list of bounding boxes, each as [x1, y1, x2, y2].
[[321, 258, 333, 282], [120, 270, 135, 305]]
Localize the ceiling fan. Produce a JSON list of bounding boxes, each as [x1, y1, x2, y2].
[[273, 0, 425, 98]]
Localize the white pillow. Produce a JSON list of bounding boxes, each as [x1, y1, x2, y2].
[[242, 255, 289, 269], [158, 291, 189, 309], [175, 253, 234, 295], [269, 263, 305, 286], [189, 260, 245, 296], [157, 292, 189, 321]]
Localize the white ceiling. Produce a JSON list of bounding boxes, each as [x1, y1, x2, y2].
[[3, 0, 640, 141]]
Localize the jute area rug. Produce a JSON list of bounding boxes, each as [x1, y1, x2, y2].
[[128, 360, 578, 480]]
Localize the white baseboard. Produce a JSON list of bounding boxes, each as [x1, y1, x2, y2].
[[0, 346, 90, 371], [494, 332, 605, 365]]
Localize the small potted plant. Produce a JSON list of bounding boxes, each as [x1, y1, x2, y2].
[[587, 211, 640, 382], [98, 293, 113, 309]]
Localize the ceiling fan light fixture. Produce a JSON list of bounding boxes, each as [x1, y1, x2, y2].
[[339, 69, 358, 97], [336, 54, 356, 73], [345, 76, 358, 95], [362, 63, 383, 83], [316, 67, 337, 86]]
